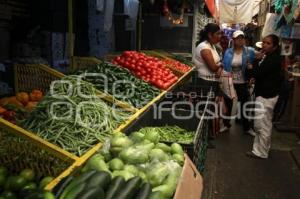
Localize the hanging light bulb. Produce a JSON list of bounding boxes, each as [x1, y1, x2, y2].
[[150, 0, 155, 5]]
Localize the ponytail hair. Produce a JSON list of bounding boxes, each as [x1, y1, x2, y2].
[[198, 23, 220, 44]]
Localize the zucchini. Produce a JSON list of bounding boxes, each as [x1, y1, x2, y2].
[[75, 187, 105, 199], [59, 170, 96, 199], [85, 171, 111, 190], [52, 175, 74, 198], [105, 176, 126, 199], [134, 183, 152, 199], [113, 176, 141, 199], [64, 182, 86, 199]]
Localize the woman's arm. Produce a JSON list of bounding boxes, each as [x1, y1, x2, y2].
[[201, 49, 222, 73]]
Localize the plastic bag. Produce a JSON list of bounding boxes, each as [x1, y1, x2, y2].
[[104, 0, 115, 32], [96, 0, 104, 12], [124, 0, 139, 19], [219, 71, 236, 99]]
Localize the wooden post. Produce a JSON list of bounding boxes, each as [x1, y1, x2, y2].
[[136, 0, 142, 51], [68, 0, 74, 69]]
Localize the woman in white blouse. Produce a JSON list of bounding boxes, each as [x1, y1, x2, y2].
[[193, 23, 223, 98]]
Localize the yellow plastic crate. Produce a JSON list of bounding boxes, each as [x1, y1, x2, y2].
[[0, 118, 72, 180], [0, 63, 137, 164]]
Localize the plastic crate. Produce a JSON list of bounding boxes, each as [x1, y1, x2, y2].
[[0, 119, 71, 180], [0, 63, 137, 162], [71, 56, 102, 71], [122, 104, 204, 166], [14, 63, 64, 94]]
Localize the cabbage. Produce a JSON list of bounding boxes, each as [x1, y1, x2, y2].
[[130, 132, 145, 143], [171, 143, 184, 155], [138, 171, 148, 182], [144, 130, 160, 144], [85, 154, 110, 172], [153, 163, 182, 198], [155, 143, 171, 153], [112, 170, 134, 181], [119, 143, 154, 164], [152, 184, 175, 198], [110, 135, 133, 148], [123, 165, 139, 176], [172, 154, 184, 166], [108, 158, 124, 171], [146, 162, 169, 187], [149, 149, 169, 162], [149, 191, 167, 199]]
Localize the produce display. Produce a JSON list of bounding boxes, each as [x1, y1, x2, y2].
[[0, 166, 55, 199], [19, 76, 132, 156], [112, 51, 179, 90], [53, 132, 184, 199], [161, 59, 191, 73], [0, 90, 43, 123], [170, 54, 194, 67], [75, 62, 161, 108], [136, 126, 195, 144]]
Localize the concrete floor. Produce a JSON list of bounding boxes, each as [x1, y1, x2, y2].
[[202, 123, 300, 199]]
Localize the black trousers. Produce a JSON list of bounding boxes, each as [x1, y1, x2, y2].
[[234, 83, 250, 131], [223, 94, 233, 128]]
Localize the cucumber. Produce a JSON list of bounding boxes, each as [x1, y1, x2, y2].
[[113, 176, 142, 199], [64, 182, 86, 199], [59, 170, 96, 199], [52, 175, 74, 198], [105, 176, 126, 199], [134, 183, 152, 199], [85, 171, 111, 190], [75, 187, 105, 199]]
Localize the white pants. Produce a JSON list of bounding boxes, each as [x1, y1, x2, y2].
[[252, 96, 278, 158]]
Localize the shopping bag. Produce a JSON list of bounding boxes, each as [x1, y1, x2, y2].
[[219, 71, 237, 99]]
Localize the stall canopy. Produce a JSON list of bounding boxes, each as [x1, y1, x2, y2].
[[218, 0, 258, 24]]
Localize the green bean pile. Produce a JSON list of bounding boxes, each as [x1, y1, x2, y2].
[[74, 62, 161, 108], [137, 126, 195, 144], [19, 76, 131, 156]]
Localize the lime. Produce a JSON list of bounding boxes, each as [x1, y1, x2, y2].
[[43, 191, 55, 199], [0, 175, 5, 187], [0, 167, 7, 177], [1, 191, 17, 199], [20, 169, 35, 182], [39, 176, 53, 189], [23, 182, 37, 190], [7, 176, 27, 191]]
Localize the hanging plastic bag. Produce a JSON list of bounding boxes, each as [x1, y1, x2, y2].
[[104, 0, 115, 32], [262, 13, 281, 38], [96, 0, 104, 12], [124, 0, 139, 19]]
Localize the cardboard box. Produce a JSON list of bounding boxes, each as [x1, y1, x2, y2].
[[174, 154, 203, 199]]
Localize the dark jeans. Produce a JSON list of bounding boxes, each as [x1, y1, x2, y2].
[[194, 77, 220, 141], [223, 94, 233, 128], [234, 83, 250, 131], [193, 77, 220, 100]]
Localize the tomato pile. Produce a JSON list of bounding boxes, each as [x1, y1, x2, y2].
[[162, 59, 191, 73], [112, 51, 178, 90]]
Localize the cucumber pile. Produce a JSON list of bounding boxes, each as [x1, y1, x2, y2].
[[53, 170, 151, 199], [52, 132, 185, 199]]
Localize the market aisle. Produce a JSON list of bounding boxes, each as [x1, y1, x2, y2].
[[202, 123, 300, 199]]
